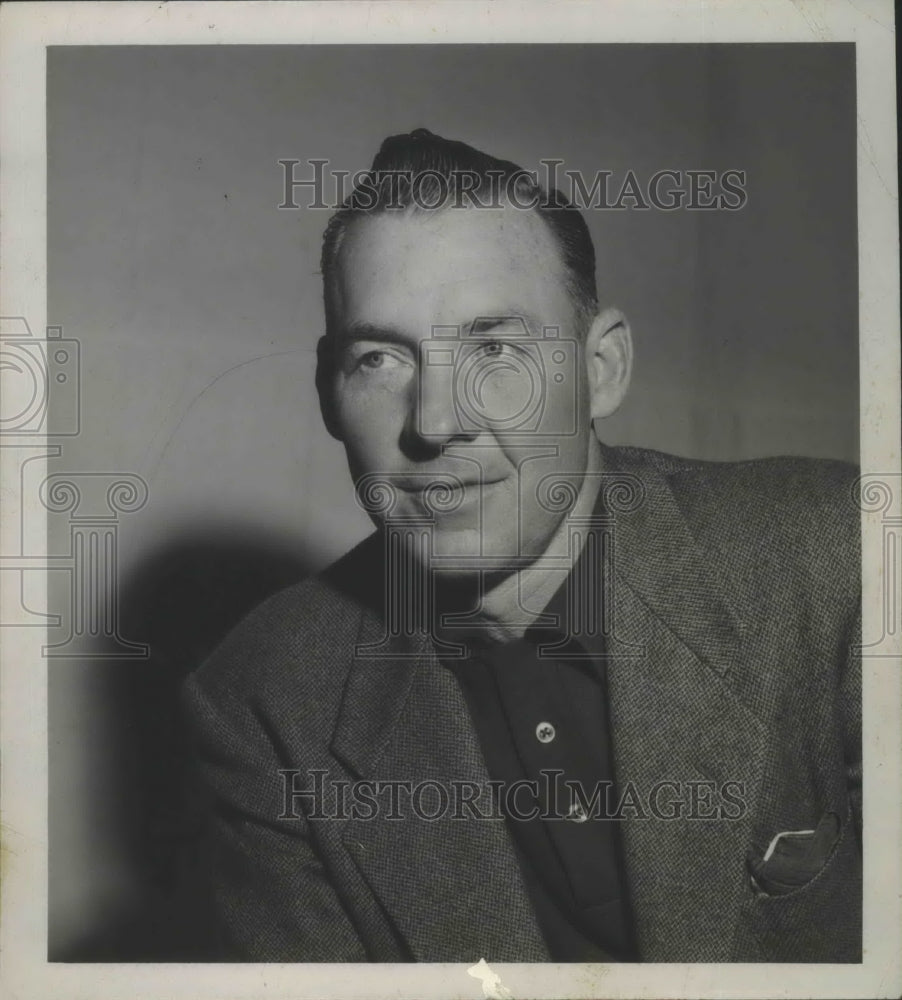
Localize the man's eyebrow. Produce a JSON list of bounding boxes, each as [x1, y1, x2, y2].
[[467, 312, 543, 335], [339, 312, 545, 343], [339, 322, 414, 346]]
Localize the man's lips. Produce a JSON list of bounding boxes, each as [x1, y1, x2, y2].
[[396, 477, 505, 493], [394, 476, 507, 511]]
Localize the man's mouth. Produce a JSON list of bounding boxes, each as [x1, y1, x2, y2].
[[397, 476, 505, 511]]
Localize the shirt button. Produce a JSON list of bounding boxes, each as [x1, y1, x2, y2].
[[535, 722, 556, 743]]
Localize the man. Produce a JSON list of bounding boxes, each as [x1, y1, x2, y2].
[[182, 129, 861, 962]]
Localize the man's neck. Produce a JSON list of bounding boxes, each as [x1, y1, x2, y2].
[[446, 437, 604, 645]]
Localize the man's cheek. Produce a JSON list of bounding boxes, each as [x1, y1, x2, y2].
[[336, 396, 399, 454], [336, 417, 384, 472], [540, 384, 582, 438]]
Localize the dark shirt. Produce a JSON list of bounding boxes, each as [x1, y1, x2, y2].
[[440, 528, 637, 961]]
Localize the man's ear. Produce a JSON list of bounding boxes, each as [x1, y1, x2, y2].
[[316, 335, 343, 441], [584, 307, 633, 421]]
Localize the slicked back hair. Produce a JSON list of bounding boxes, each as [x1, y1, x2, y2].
[[320, 129, 599, 338]]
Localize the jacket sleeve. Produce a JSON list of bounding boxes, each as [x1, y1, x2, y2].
[[180, 671, 369, 961]]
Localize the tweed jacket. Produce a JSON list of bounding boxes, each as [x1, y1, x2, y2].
[[182, 444, 862, 962]]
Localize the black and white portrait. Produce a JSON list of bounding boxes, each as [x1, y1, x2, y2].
[[1, 4, 899, 998]]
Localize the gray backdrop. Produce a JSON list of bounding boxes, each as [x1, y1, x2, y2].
[[46, 44, 857, 958]]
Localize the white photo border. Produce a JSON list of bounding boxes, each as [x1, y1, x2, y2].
[[1, 2, 899, 998]]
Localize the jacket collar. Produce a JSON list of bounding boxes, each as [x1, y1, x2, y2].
[[594, 442, 748, 671]]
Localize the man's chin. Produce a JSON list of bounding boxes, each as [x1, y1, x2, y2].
[[417, 525, 527, 573], [374, 509, 555, 573]]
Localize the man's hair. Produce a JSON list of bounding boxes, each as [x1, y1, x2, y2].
[[320, 128, 598, 337]]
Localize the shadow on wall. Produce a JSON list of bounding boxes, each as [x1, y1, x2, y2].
[[49, 527, 317, 961]]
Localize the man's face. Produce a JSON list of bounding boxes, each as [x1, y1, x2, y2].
[[323, 204, 593, 570]]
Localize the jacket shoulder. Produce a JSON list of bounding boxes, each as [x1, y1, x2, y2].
[[611, 445, 858, 528], [608, 445, 860, 600], [188, 532, 382, 707]]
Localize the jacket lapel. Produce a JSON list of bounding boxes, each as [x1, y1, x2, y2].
[[331, 612, 549, 962], [600, 447, 766, 961]]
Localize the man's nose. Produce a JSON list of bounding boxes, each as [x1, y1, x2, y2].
[[409, 358, 476, 446]]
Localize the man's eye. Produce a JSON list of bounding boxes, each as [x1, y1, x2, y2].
[[347, 347, 413, 378], [352, 348, 408, 372], [478, 340, 507, 357]]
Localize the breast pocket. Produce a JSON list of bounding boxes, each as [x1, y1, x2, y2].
[[733, 806, 862, 962]]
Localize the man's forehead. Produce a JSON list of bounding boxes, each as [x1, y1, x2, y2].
[[334, 204, 571, 327]]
